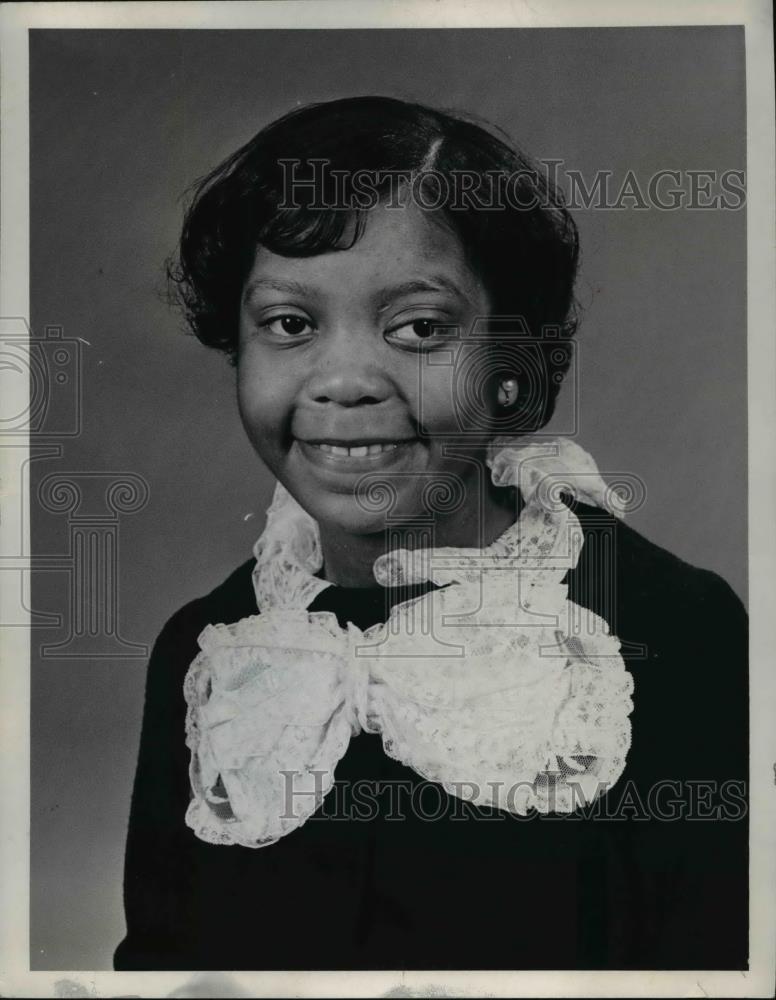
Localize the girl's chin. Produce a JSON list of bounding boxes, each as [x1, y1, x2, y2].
[[295, 483, 445, 537], [298, 491, 398, 535]]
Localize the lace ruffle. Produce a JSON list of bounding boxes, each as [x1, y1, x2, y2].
[[184, 436, 635, 847]]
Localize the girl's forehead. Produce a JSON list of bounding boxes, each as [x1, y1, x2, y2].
[[247, 202, 486, 301]]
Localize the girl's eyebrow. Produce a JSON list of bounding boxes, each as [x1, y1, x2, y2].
[[243, 277, 317, 301], [375, 277, 464, 309]]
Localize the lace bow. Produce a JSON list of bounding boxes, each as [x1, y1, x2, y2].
[[184, 437, 634, 848]]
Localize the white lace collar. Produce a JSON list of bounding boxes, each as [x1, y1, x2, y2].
[[184, 436, 634, 848]]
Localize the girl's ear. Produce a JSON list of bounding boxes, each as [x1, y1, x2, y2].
[[497, 377, 518, 408]]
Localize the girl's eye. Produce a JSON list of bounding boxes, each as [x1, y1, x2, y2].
[[263, 314, 314, 338], [386, 317, 451, 347]]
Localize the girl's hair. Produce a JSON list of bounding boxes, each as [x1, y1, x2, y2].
[[169, 95, 579, 431]]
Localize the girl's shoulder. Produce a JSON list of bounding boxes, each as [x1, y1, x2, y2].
[[149, 558, 258, 682], [569, 497, 747, 764], [569, 498, 747, 786], [567, 496, 746, 624], [180, 557, 258, 628]]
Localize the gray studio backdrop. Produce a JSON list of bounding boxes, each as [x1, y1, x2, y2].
[[29, 28, 746, 969]]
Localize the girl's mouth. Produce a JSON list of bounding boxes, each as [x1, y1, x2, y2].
[[308, 440, 401, 457], [296, 437, 419, 473]]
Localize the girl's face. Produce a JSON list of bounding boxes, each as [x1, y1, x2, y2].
[[237, 201, 497, 534]]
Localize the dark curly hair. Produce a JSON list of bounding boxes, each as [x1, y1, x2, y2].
[[168, 95, 579, 431]]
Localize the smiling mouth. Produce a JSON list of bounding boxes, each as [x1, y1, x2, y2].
[[301, 439, 416, 458]]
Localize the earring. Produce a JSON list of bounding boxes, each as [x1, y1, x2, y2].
[[498, 377, 518, 408]]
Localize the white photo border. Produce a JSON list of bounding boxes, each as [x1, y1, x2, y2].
[[1, 1, 774, 997]]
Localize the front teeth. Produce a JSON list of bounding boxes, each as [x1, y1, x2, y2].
[[315, 442, 400, 456]]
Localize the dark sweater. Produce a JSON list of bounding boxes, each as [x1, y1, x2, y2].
[[114, 498, 748, 971]]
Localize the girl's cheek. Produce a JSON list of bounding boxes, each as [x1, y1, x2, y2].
[[417, 363, 498, 438], [416, 368, 469, 435], [238, 358, 300, 455], [237, 364, 273, 432]]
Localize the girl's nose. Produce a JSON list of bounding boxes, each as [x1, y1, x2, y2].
[[305, 338, 394, 408]]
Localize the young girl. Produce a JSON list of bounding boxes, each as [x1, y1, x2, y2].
[[114, 97, 748, 971]]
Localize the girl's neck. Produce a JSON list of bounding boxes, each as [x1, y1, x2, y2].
[[318, 481, 520, 588]]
